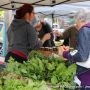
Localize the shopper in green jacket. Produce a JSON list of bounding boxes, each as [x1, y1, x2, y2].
[[55, 25, 78, 49]]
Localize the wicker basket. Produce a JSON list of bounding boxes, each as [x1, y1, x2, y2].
[[38, 47, 58, 57]]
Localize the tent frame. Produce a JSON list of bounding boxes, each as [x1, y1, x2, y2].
[[0, 0, 72, 10]]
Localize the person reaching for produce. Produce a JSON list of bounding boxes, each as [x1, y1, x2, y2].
[[58, 9, 90, 90], [54, 25, 78, 49], [5, 4, 51, 63], [35, 21, 55, 47]]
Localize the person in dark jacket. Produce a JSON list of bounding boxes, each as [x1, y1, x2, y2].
[[55, 25, 78, 49], [5, 4, 51, 63], [58, 9, 90, 90], [35, 21, 55, 47]]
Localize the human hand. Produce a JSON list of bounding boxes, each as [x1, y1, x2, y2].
[[41, 33, 51, 43], [58, 46, 65, 56], [53, 30, 62, 37], [58, 45, 70, 56], [58, 46, 69, 61], [62, 45, 70, 51]]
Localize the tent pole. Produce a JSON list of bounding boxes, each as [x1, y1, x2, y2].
[[52, 13, 54, 27]]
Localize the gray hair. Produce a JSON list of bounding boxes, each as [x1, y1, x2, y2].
[[75, 8, 90, 23]]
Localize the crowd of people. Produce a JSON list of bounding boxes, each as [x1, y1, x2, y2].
[[5, 4, 90, 90]]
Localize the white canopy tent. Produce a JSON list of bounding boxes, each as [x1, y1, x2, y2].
[[34, 1, 90, 24], [35, 1, 90, 17], [34, 1, 90, 29], [2, 1, 90, 29], [0, 0, 90, 10]]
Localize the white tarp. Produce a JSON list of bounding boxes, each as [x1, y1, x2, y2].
[[0, 0, 89, 10], [35, 1, 90, 17]]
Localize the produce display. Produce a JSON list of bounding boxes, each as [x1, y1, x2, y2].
[[0, 51, 76, 90]]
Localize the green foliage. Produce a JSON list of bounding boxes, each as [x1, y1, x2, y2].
[[5, 57, 22, 75], [51, 76, 58, 85], [28, 50, 45, 60], [4, 79, 25, 90], [0, 72, 49, 90], [0, 50, 76, 90]]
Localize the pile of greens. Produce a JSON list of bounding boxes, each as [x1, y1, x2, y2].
[[0, 72, 49, 90], [0, 50, 76, 90]]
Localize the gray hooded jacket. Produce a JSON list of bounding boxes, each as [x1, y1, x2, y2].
[[7, 19, 42, 56]]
